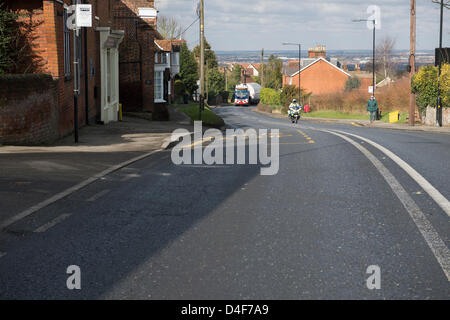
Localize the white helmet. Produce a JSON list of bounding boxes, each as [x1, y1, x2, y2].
[[292, 99, 297, 103]]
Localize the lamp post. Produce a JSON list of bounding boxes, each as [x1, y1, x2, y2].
[[436, 0, 444, 127], [283, 42, 302, 105], [353, 19, 376, 99]]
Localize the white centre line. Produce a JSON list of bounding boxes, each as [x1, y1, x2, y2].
[[322, 129, 450, 281], [86, 189, 111, 202], [34, 213, 72, 233], [0, 149, 163, 231]]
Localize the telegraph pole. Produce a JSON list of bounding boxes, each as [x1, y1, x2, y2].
[[261, 48, 264, 88], [436, 0, 444, 127], [409, 0, 416, 126], [199, 0, 205, 121]]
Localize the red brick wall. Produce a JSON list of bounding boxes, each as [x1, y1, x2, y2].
[[0, 75, 59, 145], [284, 59, 350, 95], [4, 0, 114, 139], [114, 0, 160, 113]]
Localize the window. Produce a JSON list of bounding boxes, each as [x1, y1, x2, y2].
[[155, 53, 159, 64], [154, 71, 163, 101], [63, 8, 71, 76], [161, 53, 167, 65]]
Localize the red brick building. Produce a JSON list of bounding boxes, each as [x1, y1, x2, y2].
[[283, 57, 352, 95], [2, 0, 123, 143], [1, 0, 179, 144]]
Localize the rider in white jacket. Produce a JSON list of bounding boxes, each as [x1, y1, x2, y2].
[[288, 99, 301, 116]]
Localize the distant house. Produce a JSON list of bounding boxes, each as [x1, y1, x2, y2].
[[154, 39, 183, 104], [283, 57, 351, 95]]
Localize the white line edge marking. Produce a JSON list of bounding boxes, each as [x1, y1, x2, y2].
[[0, 252, 6, 258], [86, 189, 110, 202], [321, 129, 450, 281], [330, 129, 450, 218], [0, 149, 163, 230], [34, 213, 72, 233]]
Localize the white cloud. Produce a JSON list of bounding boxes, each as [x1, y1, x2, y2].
[[155, 0, 448, 51]]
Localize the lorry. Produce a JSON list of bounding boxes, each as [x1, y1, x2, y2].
[[234, 82, 262, 106]]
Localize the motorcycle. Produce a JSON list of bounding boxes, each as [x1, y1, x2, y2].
[[289, 107, 301, 124]]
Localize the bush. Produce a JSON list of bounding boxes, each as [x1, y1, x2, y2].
[[412, 64, 449, 114], [174, 79, 185, 96], [260, 88, 281, 106], [345, 77, 361, 90], [310, 76, 412, 114]]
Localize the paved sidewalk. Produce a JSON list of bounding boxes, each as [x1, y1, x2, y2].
[[0, 107, 193, 227], [253, 108, 450, 134]]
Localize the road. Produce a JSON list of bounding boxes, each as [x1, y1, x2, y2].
[[0, 106, 449, 299]]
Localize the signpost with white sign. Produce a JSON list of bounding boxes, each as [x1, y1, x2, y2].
[[65, 3, 92, 143]]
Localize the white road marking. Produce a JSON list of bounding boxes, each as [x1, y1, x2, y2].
[[34, 213, 72, 233], [0, 149, 162, 231], [322, 129, 450, 281], [86, 189, 110, 202], [0, 252, 6, 258], [331, 129, 450, 218]]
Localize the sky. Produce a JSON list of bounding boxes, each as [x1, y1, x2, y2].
[[154, 0, 449, 52]]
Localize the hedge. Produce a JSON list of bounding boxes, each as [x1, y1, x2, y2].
[[260, 88, 281, 106]]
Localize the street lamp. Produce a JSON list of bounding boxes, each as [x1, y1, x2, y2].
[[283, 42, 302, 105], [352, 19, 376, 99]]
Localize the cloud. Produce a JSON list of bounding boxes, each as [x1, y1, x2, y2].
[[155, 0, 448, 51]]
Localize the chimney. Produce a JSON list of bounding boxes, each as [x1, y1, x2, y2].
[[308, 45, 326, 59]]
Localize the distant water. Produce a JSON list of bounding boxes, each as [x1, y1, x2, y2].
[[216, 49, 434, 64]]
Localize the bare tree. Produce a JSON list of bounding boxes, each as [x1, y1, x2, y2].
[[431, 0, 450, 9], [157, 15, 182, 40], [376, 36, 396, 80]]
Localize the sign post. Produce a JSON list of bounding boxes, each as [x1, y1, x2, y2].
[[65, 3, 92, 143]]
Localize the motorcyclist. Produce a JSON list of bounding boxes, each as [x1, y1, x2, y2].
[[288, 99, 301, 117]]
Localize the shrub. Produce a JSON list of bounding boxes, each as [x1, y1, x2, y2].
[[412, 64, 449, 113], [345, 77, 361, 90], [260, 88, 281, 106]]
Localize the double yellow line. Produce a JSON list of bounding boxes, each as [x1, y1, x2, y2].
[[297, 129, 315, 144]]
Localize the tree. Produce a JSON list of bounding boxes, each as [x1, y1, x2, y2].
[[376, 36, 396, 80], [228, 64, 242, 89], [157, 15, 182, 39], [178, 42, 198, 96], [207, 68, 225, 95], [412, 64, 450, 113], [345, 77, 362, 90], [263, 54, 283, 90], [193, 39, 218, 69], [0, 6, 17, 74]]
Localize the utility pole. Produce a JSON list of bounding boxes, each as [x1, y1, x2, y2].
[[372, 19, 376, 100], [261, 48, 264, 88], [436, 0, 444, 127], [199, 0, 205, 121], [224, 67, 228, 91], [409, 0, 416, 126], [298, 44, 301, 104]]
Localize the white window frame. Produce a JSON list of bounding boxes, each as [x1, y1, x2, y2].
[[154, 70, 165, 102]]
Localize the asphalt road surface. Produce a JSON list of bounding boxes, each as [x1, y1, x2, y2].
[[0, 106, 449, 299]]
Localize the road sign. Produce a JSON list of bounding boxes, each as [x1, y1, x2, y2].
[[368, 86, 374, 94], [76, 4, 92, 27], [66, 4, 92, 30]]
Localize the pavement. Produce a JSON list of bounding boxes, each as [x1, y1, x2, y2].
[[0, 105, 449, 299], [254, 108, 450, 134]]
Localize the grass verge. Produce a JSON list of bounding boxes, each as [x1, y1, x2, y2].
[[179, 103, 225, 128], [304, 110, 368, 120]]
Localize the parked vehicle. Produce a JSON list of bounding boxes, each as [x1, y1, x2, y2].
[[234, 82, 262, 106]]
